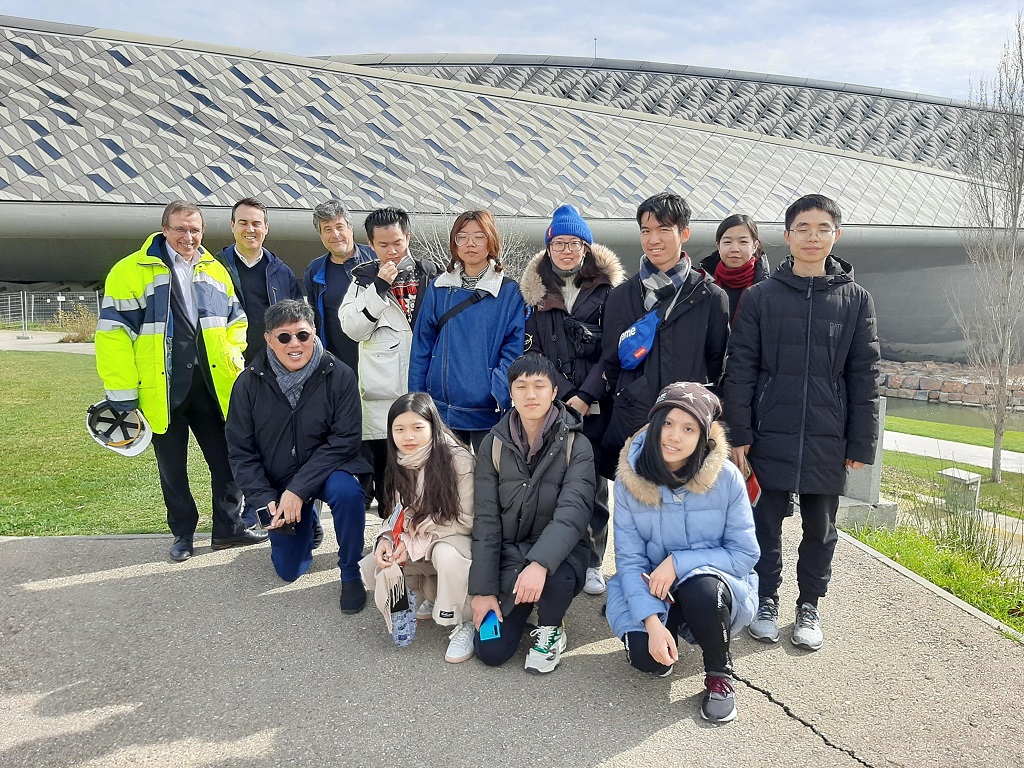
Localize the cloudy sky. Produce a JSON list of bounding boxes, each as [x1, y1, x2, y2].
[[3, 0, 1018, 100]]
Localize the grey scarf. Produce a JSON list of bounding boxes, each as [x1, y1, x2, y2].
[[640, 254, 691, 311], [268, 335, 325, 408]]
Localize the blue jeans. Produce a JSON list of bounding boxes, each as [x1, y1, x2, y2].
[[265, 470, 365, 583]]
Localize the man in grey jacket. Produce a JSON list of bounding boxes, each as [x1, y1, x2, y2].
[[469, 354, 596, 674]]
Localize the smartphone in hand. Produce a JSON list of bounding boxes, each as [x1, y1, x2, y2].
[[642, 572, 675, 603], [480, 609, 501, 641]]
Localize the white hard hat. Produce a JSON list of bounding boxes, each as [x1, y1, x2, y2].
[[86, 401, 153, 457]]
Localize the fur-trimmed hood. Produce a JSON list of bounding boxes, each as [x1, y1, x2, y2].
[[616, 421, 731, 507], [519, 242, 625, 308]]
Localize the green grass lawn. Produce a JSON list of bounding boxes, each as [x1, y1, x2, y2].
[[885, 415, 1024, 453], [0, 351, 210, 536], [850, 525, 1024, 635], [882, 450, 1024, 520]]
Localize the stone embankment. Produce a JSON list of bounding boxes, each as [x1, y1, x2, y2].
[[879, 360, 1024, 409]]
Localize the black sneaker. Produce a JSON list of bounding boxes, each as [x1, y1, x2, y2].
[[701, 675, 737, 723], [312, 523, 324, 550], [340, 580, 366, 614]]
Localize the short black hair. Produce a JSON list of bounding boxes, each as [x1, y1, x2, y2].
[[635, 409, 709, 490], [785, 194, 842, 230], [364, 207, 410, 242], [507, 353, 559, 389], [264, 298, 314, 331], [231, 197, 267, 223], [636, 192, 691, 230]]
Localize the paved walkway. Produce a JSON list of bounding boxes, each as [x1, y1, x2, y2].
[[884, 430, 1024, 474], [2, 519, 1022, 768], [4, 329, 1024, 764], [0, 329, 95, 354]]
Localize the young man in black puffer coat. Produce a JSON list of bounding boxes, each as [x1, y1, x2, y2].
[[723, 194, 880, 652]]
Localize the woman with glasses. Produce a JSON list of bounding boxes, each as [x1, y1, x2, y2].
[[699, 214, 770, 322], [409, 210, 526, 451], [519, 205, 624, 596]]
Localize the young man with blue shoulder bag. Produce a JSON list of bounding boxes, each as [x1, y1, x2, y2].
[[599, 193, 731, 477]]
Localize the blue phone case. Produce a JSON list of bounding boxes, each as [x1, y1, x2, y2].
[[480, 609, 501, 641]]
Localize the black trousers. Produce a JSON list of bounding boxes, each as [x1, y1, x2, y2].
[[361, 438, 388, 515], [588, 449, 611, 569], [150, 375, 245, 540], [623, 574, 733, 677], [452, 429, 487, 454], [474, 560, 577, 667], [754, 490, 839, 603]]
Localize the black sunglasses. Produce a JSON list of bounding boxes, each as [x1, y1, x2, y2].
[[274, 330, 313, 344]]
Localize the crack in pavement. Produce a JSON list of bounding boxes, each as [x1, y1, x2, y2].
[[733, 673, 877, 768]]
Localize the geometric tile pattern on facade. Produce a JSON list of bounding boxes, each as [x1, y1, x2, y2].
[[0, 20, 969, 226], [355, 56, 972, 174]]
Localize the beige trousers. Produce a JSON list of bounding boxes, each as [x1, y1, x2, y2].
[[360, 536, 472, 626]]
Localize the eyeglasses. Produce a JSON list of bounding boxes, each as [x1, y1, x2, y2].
[[168, 226, 203, 237], [274, 330, 313, 344], [455, 233, 488, 246], [788, 226, 837, 239], [550, 240, 584, 253]]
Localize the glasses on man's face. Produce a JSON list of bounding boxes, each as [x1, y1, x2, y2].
[[274, 330, 312, 344], [168, 226, 203, 237], [788, 226, 837, 240], [454, 233, 488, 246], [550, 240, 584, 253]]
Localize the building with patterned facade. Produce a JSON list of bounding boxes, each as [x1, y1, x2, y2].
[[0, 15, 980, 358]]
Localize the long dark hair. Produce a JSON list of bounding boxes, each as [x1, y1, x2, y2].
[[537, 243, 604, 295], [384, 393, 467, 529], [635, 409, 710, 490]]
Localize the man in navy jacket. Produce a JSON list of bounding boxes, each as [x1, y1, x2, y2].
[[226, 299, 372, 613], [214, 197, 303, 365]]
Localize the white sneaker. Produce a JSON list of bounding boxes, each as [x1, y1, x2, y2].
[[416, 599, 434, 621], [584, 567, 607, 595], [524, 625, 567, 674], [444, 621, 476, 663]]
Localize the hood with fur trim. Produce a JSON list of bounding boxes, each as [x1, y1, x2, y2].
[[616, 421, 731, 507], [519, 242, 625, 309]]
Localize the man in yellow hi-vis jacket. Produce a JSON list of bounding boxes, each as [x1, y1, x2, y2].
[[96, 200, 268, 561]]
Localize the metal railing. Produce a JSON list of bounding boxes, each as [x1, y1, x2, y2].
[[0, 291, 101, 332]]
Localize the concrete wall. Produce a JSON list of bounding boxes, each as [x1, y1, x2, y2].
[[0, 201, 977, 361]]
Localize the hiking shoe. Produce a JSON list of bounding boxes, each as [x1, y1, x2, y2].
[[792, 603, 824, 650], [748, 597, 780, 643], [445, 622, 476, 663], [525, 625, 567, 674], [701, 675, 737, 723], [416, 599, 434, 621], [584, 567, 607, 595]]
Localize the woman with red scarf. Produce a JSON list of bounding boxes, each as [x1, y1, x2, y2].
[[700, 215, 770, 321]]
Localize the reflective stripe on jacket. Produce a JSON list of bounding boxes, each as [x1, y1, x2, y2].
[[96, 232, 247, 433]]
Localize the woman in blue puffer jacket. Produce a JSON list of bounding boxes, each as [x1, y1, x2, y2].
[[605, 381, 758, 724], [408, 210, 525, 452]]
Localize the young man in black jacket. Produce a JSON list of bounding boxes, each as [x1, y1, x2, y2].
[[226, 299, 372, 613], [600, 192, 730, 477], [469, 354, 596, 674], [723, 194, 880, 651]]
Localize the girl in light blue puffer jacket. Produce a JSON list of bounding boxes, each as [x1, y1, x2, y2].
[[605, 381, 758, 724]]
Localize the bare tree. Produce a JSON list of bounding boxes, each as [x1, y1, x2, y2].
[[953, 15, 1024, 482], [411, 212, 539, 281]]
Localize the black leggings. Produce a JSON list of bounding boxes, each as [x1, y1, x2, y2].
[[623, 574, 733, 677]]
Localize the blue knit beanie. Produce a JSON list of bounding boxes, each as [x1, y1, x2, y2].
[[545, 205, 593, 245]]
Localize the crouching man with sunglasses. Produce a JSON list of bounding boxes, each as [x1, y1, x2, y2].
[[226, 299, 373, 613]]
